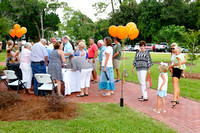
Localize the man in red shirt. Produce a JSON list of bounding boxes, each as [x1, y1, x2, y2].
[[88, 37, 98, 83]]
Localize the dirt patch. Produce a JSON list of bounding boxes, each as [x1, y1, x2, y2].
[[184, 72, 200, 80], [153, 62, 200, 79], [153, 62, 195, 66], [0, 91, 78, 121]]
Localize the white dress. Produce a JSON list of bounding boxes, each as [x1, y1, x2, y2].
[[157, 72, 168, 97]]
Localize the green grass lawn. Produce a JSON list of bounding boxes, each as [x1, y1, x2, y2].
[[98, 52, 200, 101], [0, 103, 176, 133], [0, 49, 6, 62]]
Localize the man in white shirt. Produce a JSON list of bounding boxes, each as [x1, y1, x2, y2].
[[31, 39, 48, 96]]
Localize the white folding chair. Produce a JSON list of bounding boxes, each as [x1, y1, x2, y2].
[[34, 74, 57, 97], [0, 74, 11, 91], [3, 70, 30, 94]]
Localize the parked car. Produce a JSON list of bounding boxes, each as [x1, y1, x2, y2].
[[122, 45, 132, 51], [145, 43, 156, 51], [180, 46, 189, 53], [155, 42, 169, 52], [134, 43, 140, 51]]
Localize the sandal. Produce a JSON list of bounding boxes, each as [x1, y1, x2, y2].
[[138, 96, 143, 99], [102, 93, 111, 96], [171, 101, 177, 108], [92, 81, 98, 84], [76, 94, 85, 97], [153, 109, 160, 114]]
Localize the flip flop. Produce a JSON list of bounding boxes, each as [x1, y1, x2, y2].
[[102, 93, 111, 96], [76, 94, 84, 97]]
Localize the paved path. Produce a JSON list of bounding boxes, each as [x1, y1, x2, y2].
[[0, 61, 199, 132]]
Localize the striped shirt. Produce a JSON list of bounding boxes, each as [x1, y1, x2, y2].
[[133, 50, 153, 71]]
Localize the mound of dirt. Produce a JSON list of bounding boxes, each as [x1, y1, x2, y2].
[[0, 91, 78, 121], [184, 72, 200, 79]]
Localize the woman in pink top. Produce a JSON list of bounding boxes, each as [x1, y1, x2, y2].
[[19, 42, 34, 94]]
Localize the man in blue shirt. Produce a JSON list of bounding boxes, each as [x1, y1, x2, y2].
[[62, 35, 73, 63], [97, 40, 106, 72]]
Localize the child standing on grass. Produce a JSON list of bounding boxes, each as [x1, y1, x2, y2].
[[153, 62, 168, 113]]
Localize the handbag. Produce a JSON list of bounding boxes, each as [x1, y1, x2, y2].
[[146, 73, 151, 89]]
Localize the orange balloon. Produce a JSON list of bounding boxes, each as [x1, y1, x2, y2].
[[129, 29, 139, 40], [21, 27, 27, 34], [16, 29, 24, 38], [9, 29, 16, 38], [116, 26, 128, 40], [126, 22, 137, 35], [14, 24, 21, 30], [108, 25, 117, 37]]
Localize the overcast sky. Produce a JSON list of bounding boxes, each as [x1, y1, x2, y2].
[[57, 0, 140, 22]]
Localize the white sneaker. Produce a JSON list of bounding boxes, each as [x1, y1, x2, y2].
[[153, 109, 160, 114]]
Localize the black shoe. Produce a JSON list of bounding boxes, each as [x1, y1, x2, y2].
[[139, 98, 148, 101], [85, 94, 88, 96]]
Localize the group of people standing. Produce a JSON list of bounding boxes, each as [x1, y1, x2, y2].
[[5, 36, 186, 112], [131, 41, 186, 113]]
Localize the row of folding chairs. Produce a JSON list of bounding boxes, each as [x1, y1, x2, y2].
[[0, 70, 57, 96]]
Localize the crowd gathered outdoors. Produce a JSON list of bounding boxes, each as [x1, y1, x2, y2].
[[4, 35, 187, 113]]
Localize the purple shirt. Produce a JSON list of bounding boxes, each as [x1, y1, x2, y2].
[[31, 42, 48, 62]]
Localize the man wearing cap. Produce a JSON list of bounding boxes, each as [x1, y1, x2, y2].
[[88, 37, 98, 83], [31, 39, 48, 96], [62, 35, 73, 63]]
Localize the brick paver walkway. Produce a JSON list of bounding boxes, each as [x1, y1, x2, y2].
[[0, 61, 199, 133]]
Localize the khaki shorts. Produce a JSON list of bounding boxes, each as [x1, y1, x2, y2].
[[113, 59, 121, 69], [88, 58, 97, 71]]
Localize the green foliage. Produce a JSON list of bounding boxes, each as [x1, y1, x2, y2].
[[180, 29, 200, 72], [61, 7, 94, 46], [0, 103, 176, 132], [0, 17, 14, 40], [0, 0, 62, 41], [138, 0, 163, 42], [94, 19, 110, 42], [153, 25, 186, 45]]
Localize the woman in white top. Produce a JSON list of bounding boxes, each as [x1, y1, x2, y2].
[[168, 43, 186, 107], [19, 42, 34, 94], [99, 37, 115, 96], [78, 41, 86, 59]]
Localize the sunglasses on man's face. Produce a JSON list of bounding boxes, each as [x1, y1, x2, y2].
[[171, 48, 175, 50]]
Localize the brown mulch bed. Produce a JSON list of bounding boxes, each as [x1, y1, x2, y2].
[[154, 62, 200, 79], [153, 62, 195, 66], [184, 72, 200, 79], [0, 91, 78, 121]]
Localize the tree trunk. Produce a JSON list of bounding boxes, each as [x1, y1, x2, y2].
[[41, 10, 44, 39], [111, 0, 115, 14], [32, 18, 41, 40]]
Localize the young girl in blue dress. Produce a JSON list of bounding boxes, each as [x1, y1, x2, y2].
[[153, 62, 168, 113]]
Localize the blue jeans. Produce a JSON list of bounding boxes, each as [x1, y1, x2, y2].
[[31, 62, 46, 96]]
